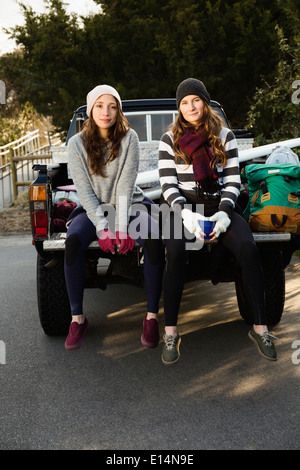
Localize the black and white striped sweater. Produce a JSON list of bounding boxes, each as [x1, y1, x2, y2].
[[158, 127, 241, 218]]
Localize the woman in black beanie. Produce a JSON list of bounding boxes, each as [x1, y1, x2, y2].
[[157, 77, 278, 365]]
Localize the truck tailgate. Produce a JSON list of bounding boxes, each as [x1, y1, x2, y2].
[[42, 231, 291, 251]]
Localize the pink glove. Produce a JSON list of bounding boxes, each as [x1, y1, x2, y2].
[[98, 229, 116, 253], [115, 231, 135, 254]]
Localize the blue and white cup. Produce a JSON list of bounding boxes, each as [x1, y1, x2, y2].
[[199, 219, 216, 239]]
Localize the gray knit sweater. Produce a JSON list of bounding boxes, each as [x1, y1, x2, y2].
[[67, 128, 144, 234]]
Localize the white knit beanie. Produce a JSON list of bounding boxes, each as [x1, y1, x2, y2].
[[86, 84, 122, 117]]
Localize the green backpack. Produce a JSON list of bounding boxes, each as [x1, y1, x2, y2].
[[243, 163, 300, 234]]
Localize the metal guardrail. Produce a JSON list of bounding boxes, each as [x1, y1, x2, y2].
[[9, 148, 52, 201], [0, 131, 62, 209], [0, 130, 41, 167]]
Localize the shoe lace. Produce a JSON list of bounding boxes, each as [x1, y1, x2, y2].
[[261, 331, 278, 347], [164, 334, 176, 350]]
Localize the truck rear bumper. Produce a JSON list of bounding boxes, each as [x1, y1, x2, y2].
[[41, 231, 292, 251]]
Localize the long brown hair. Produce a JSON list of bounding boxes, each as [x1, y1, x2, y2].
[[172, 101, 227, 168], [81, 101, 130, 177]]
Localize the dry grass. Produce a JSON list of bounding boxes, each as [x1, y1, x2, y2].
[[0, 190, 31, 233]]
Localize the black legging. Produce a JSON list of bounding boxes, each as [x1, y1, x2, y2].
[[163, 210, 266, 326], [64, 198, 164, 316]]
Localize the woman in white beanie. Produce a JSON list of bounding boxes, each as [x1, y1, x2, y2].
[[158, 78, 278, 365], [64, 85, 164, 351]]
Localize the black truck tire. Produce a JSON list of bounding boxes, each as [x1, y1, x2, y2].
[[235, 250, 285, 326], [37, 254, 71, 335]]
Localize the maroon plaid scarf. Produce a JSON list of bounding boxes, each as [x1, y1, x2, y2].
[[178, 126, 218, 194]]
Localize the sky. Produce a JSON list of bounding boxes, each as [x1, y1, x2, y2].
[[0, 0, 101, 54]]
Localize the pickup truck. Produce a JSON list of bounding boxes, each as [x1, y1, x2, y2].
[[29, 98, 299, 336]]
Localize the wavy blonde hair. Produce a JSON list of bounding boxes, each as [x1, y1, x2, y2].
[[172, 101, 227, 168], [81, 101, 130, 177]]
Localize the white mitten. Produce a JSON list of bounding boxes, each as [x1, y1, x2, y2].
[[209, 211, 231, 238], [181, 208, 207, 237]]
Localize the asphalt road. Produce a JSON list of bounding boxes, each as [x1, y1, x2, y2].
[[0, 234, 300, 451]]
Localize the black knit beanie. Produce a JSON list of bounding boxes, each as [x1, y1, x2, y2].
[[176, 78, 211, 108]]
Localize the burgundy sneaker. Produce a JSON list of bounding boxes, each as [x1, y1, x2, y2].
[[65, 318, 89, 350], [141, 315, 159, 348]]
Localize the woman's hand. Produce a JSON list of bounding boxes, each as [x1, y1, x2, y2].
[[98, 228, 117, 253], [116, 231, 135, 254], [209, 211, 231, 240], [181, 208, 206, 239]]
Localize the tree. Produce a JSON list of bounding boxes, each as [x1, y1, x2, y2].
[[0, 50, 45, 145], [151, 0, 284, 126], [95, 0, 288, 125], [4, 0, 87, 132], [2, 0, 298, 134], [0, 101, 45, 146], [247, 18, 300, 143], [92, 0, 171, 98]]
